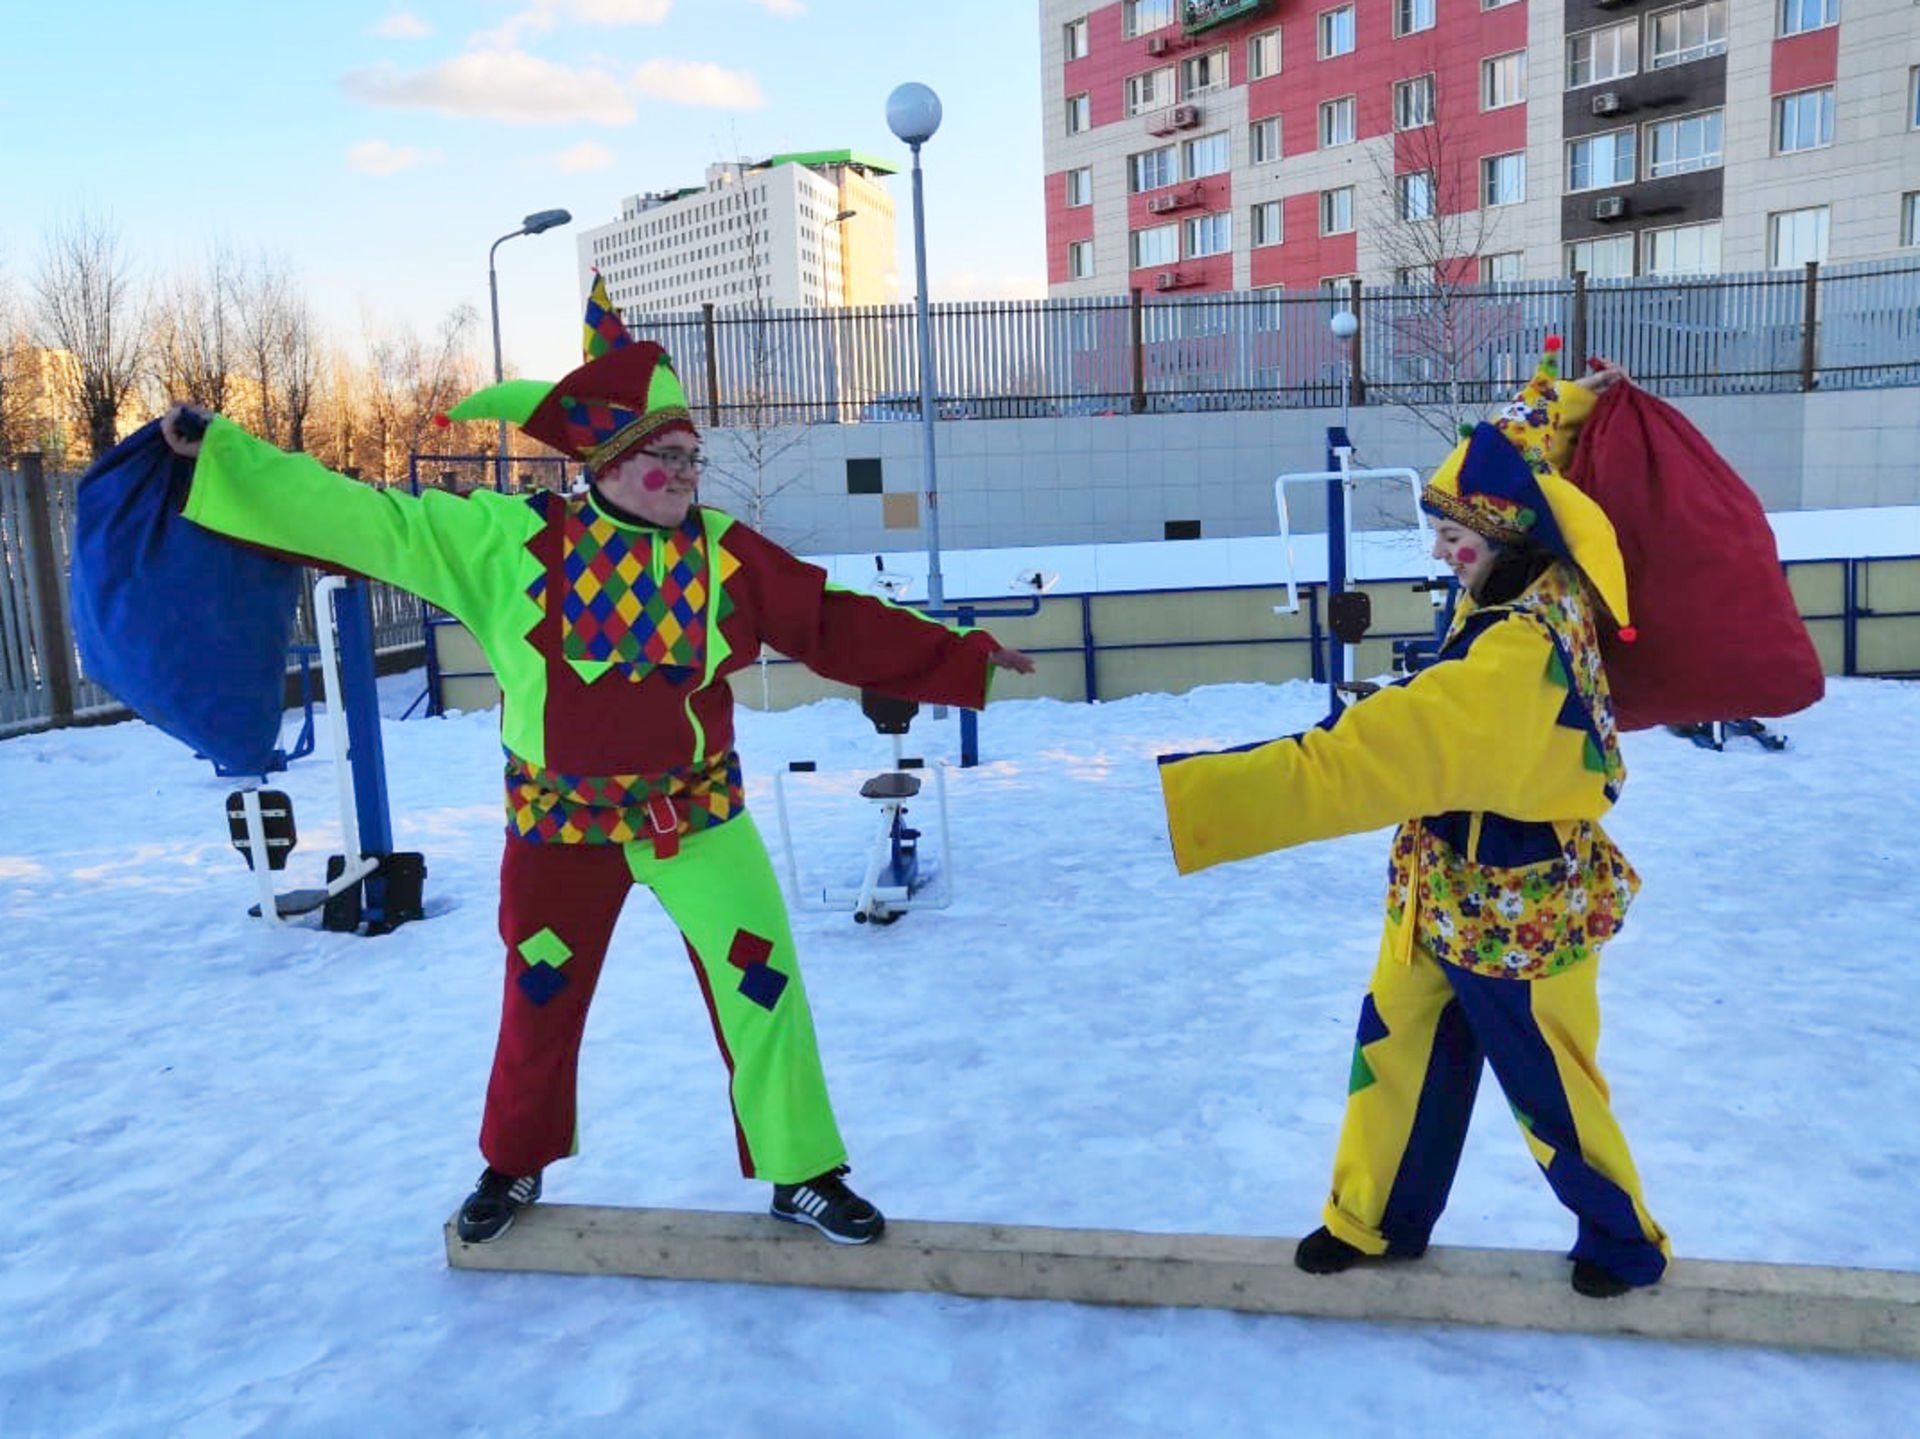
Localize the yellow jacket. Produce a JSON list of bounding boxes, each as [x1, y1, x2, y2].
[[1158, 564, 1637, 979]]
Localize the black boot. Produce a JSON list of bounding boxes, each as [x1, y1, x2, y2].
[[456, 1166, 542, 1243], [1294, 1227, 1366, 1274], [1571, 1259, 1633, 1299]]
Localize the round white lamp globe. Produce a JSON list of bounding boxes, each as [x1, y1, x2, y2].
[[1329, 310, 1358, 340], [886, 83, 943, 146]]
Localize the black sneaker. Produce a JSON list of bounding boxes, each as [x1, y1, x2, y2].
[[1294, 1226, 1425, 1274], [456, 1166, 541, 1243], [770, 1165, 885, 1245]]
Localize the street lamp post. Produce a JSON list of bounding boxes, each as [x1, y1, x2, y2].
[[885, 82, 946, 620], [487, 207, 572, 490]]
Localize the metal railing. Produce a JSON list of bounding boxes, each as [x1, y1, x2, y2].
[[626, 259, 1920, 425]]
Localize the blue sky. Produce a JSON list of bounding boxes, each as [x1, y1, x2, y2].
[[0, 0, 1045, 384]]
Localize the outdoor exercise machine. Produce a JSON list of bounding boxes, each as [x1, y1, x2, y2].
[[1274, 425, 1450, 717], [224, 574, 427, 934]]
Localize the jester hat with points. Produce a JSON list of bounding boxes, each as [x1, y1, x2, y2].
[[436, 270, 697, 472], [1421, 336, 1631, 631]]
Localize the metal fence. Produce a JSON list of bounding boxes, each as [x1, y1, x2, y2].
[[635, 258, 1920, 425], [1, 453, 422, 740]]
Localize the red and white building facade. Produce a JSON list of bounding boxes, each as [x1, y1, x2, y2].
[[1040, 0, 1920, 295]]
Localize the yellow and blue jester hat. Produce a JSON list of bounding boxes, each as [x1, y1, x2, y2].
[[1421, 336, 1633, 635], [435, 269, 697, 472]]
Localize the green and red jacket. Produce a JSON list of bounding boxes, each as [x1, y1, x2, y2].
[[185, 419, 998, 850]]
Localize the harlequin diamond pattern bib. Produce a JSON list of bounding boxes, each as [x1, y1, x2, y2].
[[556, 507, 735, 680]]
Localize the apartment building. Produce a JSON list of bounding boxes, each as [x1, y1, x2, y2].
[[578, 150, 899, 315], [1040, 0, 1920, 293]]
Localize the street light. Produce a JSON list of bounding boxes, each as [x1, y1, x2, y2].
[[488, 207, 572, 489], [885, 81, 946, 619], [1329, 308, 1357, 435]]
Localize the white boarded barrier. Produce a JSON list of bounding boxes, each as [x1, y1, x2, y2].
[[446, 1206, 1920, 1357]]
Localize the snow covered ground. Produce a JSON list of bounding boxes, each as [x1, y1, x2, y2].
[[5, 670, 1919, 1437]]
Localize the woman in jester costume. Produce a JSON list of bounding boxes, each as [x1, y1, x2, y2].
[[160, 278, 1033, 1245], [1157, 345, 1670, 1298]]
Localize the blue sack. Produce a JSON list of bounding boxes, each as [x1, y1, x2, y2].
[[70, 419, 303, 775]]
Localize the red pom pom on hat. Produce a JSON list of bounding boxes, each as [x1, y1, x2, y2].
[[432, 413, 451, 428], [1544, 335, 1563, 352], [1617, 625, 1638, 643]]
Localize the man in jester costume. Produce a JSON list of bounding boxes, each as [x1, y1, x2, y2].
[[160, 277, 1032, 1244], [1157, 344, 1670, 1298]]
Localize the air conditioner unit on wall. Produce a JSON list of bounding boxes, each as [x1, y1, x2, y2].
[[1156, 271, 1183, 291], [1145, 35, 1169, 55], [1171, 104, 1201, 128], [1147, 194, 1179, 214], [1592, 91, 1624, 116], [1594, 195, 1629, 221]]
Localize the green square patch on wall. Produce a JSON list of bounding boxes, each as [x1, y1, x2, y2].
[[846, 458, 883, 494]]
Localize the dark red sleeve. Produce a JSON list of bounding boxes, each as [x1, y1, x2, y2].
[[726, 522, 999, 708]]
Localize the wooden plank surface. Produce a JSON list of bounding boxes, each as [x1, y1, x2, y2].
[[445, 1205, 1920, 1357]]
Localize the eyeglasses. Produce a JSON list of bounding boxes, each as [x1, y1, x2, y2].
[[639, 448, 705, 474]]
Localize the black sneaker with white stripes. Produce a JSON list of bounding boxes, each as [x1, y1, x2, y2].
[[456, 1166, 542, 1243], [769, 1165, 885, 1244]]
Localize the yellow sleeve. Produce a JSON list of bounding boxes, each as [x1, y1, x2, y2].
[[1157, 617, 1611, 876], [1546, 380, 1597, 470]]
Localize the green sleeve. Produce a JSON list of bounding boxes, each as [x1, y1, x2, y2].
[[181, 417, 540, 627]]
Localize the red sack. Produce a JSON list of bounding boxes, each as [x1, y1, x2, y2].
[[1566, 384, 1824, 730]]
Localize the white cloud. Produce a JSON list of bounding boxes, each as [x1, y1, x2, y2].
[[346, 140, 438, 175], [746, 0, 805, 14], [554, 141, 616, 172], [342, 52, 637, 124], [373, 11, 432, 37], [633, 58, 766, 109]]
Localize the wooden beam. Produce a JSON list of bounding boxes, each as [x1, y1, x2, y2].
[[446, 1206, 1920, 1357]]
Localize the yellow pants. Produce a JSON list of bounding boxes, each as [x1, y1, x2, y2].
[[1322, 938, 1670, 1283]]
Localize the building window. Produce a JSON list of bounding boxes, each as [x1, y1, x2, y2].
[[1252, 200, 1284, 246], [1183, 49, 1231, 96], [1185, 212, 1232, 258], [1131, 223, 1179, 268], [1129, 145, 1178, 192], [1769, 206, 1829, 267], [1249, 29, 1281, 80], [1068, 239, 1094, 279], [1567, 20, 1640, 89], [1906, 193, 1920, 247], [1644, 221, 1722, 275], [1184, 131, 1230, 178], [1649, 2, 1728, 70], [1780, 0, 1838, 35], [1126, 67, 1177, 115], [1775, 87, 1834, 153], [1567, 234, 1636, 278], [1394, 265, 1430, 287], [1481, 251, 1523, 282], [1320, 95, 1357, 147], [1067, 93, 1090, 134], [1482, 152, 1526, 206], [1122, 0, 1176, 39], [1398, 170, 1435, 221], [1645, 109, 1724, 177], [1318, 5, 1355, 59], [1321, 186, 1354, 235], [1394, 74, 1435, 130], [1250, 116, 1282, 164], [1064, 16, 1089, 60], [1912, 68, 1920, 129], [1321, 274, 1359, 295], [1482, 51, 1526, 110], [1483, 0, 1520, 8], [1395, 0, 1435, 36], [1567, 129, 1636, 191], [1066, 166, 1093, 206]]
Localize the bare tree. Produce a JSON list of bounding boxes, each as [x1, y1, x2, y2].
[[150, 242, 240, 414], [32, 211, 146, 460], [0, 264, 41, 461], [359, 305, 481, 482], [1361, 69, 1529, 446]]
